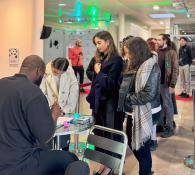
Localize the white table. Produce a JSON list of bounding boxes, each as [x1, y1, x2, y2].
[[54, 115, 94, 150]]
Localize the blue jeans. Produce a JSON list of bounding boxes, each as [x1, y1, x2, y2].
[[126, 117, 152, 175], [159, 84, 174, 130]]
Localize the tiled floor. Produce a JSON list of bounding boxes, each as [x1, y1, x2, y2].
[[77, 87, 195, 175]]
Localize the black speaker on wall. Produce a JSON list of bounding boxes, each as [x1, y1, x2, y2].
[[40, 25, 52, 39]]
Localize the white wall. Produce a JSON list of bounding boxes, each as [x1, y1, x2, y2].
[[32, 0, 44, 57], [108, 24, 119, 48], [43, 29, 100, 71], [43, 29, 66, 64], [0, 0, 33, 78], [0, 0, 44, 78], [125, 22, 151, 40], [151, 29, 166, 38]]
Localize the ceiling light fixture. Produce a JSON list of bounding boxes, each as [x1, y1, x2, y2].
[[58, 3, 66, 7], [153, 5, 160, 10], [58, 19, 63, 24], [187, 13, 191, 18], [149, 13, 175, 19], [62, 16, 112, 23], [160, 21, 164, 25]]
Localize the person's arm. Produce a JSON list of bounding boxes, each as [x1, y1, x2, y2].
[[40, 75, 47, 97], [62, 67, 79, 114], [39, 75, 54, 108], [86, 57, 96, 81], [170, 50, 179, 88], [26, 95, 56, 144], [125, 65, 160, 106], [68, 48, 74, 60], [188, 46, 193, 65]]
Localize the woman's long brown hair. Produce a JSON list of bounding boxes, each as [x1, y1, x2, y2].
[[123, 37, 152, 74], [94, 49, 102, 63], [93, 31, 119, 61]]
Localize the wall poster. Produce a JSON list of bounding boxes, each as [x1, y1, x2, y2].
[[9, 48, 19, 65]]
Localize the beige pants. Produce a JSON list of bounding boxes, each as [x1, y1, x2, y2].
[[179, 64, 190, 94]]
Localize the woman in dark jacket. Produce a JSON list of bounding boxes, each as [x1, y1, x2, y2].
[[118, 37, 161, 175], [86, 31, 124, 175]]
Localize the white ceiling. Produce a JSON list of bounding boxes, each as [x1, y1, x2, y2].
[[45, 0, 195, 34]]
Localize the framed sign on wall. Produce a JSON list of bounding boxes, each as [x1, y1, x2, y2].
[[9, 48, 19, 65]]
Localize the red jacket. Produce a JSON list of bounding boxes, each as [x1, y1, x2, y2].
[[68, 47, 83, 66]]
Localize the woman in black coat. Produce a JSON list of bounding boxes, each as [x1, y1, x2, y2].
[[86, 31, 124, 175]]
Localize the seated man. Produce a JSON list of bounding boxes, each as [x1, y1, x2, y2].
[[0, 55, 86, 175], [40, 57, 79, 150]]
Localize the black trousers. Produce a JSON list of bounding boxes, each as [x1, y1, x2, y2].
[[13, 150, 79, 175], [126, 116, 152, 175], [64, 160, 90, 175], [94, 99, 124, 141], [93, 99, 125, 158], [72, 66, 84, 84]]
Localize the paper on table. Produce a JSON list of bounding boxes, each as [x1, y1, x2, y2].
[[57, 116, 73, 126]]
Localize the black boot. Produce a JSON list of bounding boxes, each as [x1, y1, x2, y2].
[[150, 140, 158, 151], [161, 127, 174, 138]]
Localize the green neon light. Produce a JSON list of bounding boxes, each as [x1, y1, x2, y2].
[[95, 21, 99, 27], [77, 17, 81, 22], [91, 17, 96, 22], [87, 5, 99, 17], [58, 7, 63, 17], [104, 12, 111, 22], [83, 22, 88, 29], [129, 0, 172, 7], [53, 3, 112, 28]]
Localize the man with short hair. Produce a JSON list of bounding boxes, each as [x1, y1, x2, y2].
[[157, 34, 179, 138], [178, 37, 193, 98], [0, 55, 86, 175]]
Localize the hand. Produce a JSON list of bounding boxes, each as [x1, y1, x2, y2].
[[123, 54, 129, 61], [94, 63, 101, 74], [51, 102, 63, 121], [169, 87, 175, 94]]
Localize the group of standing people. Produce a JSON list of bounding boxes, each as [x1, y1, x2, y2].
[[86, 31, 161, 175], [86, 31, 192, 175], [0, 28, 193, 175]]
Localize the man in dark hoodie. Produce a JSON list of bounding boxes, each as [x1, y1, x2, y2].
[[178, 37, 193, 98], [0, 55, 81, 175]]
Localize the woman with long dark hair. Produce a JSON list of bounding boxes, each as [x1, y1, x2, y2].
[[118, 37, 160, 175], [86, 31, 124, 175]]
